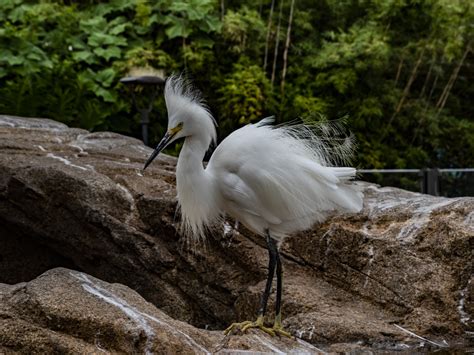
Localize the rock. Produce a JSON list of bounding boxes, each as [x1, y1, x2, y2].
[[0, 115, 473, 352], [0, 267, 320, 354]]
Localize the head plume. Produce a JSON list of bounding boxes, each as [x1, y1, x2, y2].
[[164, 74, 217, 147]]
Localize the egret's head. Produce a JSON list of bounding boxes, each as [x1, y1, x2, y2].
[[143, 75, 217, 170]]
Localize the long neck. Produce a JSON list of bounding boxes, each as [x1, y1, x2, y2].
[[176, 136, 218, 240], [177, 136, 208, 176]]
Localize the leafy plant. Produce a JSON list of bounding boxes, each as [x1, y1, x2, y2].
[[0, 0, 472, 180]]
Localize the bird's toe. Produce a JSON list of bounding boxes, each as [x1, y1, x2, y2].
[[241, 321, 276, 336], [224, 316, 288, 337], [223, 320, 253, 335], [272, 325, 292, 338]]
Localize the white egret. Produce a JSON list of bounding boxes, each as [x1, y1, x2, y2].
[[144, 75, 363, 337]]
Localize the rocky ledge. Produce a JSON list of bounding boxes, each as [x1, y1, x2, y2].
[[0, 115, 473, 353], [1, 268, 320, 353]]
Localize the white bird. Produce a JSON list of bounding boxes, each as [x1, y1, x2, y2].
[[144, 75, 363, 337]]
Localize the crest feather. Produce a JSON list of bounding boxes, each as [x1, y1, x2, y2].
[[164, 74, 217, 145]]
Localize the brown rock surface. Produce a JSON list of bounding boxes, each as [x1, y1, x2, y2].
[[0, 267, 321, 354], [0, 115, 473, 352]]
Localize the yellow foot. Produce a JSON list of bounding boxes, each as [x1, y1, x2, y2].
[[272, 323, 292, 338], [224, 315, 292, 338], [272, 313, 292, 338], [224, 316, 276, 336], [224, 320, 253, 335]]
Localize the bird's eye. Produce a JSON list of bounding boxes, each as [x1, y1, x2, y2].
[[177, 122, 183, 128]]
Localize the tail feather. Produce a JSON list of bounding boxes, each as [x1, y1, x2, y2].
[[331, 167, 357, 180]]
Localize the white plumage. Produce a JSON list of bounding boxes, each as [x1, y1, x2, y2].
[[209, 120, 363, 242], [147, 75, 363, 243], [144, 74, 364, 336]]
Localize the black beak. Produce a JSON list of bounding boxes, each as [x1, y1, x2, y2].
[[143, 131, 175, 170]]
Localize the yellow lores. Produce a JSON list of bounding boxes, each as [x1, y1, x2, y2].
[[169, 122, 183, 136]]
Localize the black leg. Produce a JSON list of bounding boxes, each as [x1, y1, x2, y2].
[[273, 239, 291, 337], [257, 230, 278, 317], [275, 247, 282, 317], [224, 230, 291, 337]]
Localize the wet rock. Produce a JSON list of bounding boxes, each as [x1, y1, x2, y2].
[[0, 268, 320, 354], [0, 115, 473, 352]]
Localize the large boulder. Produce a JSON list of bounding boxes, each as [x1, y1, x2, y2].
[[0, 267, 320, 354], [0, 115, 472, 352]]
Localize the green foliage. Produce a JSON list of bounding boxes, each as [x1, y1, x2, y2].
[[217, 60, 274, 129], [165, 0, 221, 39], [222, 7, 265, 55], [0, 0, 472, 175]]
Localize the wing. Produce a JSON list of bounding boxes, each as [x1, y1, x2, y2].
[[207, 120, 363, 232]]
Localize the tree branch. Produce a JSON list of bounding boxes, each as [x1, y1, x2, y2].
[[271, 0, 284, 86], [263, 0, 276, 71], [436, 41, 471, 114], [280, 0, 295, 96]]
